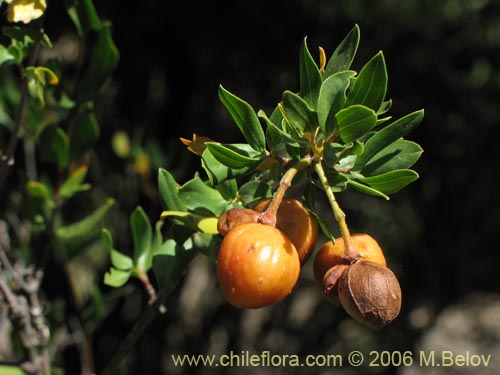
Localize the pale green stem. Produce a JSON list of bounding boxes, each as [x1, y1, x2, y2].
[[258, 154, 313, 226], [313, 161, 360, 261]]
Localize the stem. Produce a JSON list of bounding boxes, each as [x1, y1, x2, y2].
[[0, 31, 42, 191], [313, 161, 360, 261], [101, 254, 197, 375], [258, 154, 313, 226]]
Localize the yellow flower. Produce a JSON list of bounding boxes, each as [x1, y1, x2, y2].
[[5, 0, 47, 24]]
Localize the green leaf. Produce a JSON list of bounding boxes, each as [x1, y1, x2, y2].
[[205, 142, 264, 170], [0, 45, 16, 67], [64, 0, 102, 36], [336, 105, 377, 143], [345, 51, 387, 111], [348, 179, 389, 200], [70, 105, 100, 160], [0, 364, 28, 375], [197, 217, 219, 234], [238, 180, 273, 205], [218, 85, 266, 151], [216, 179, 238, 201], [201, 148, 253, 186], [362, 139, 423, 176], [299, 37, 322, 108], [59, 166, 91, 199], [25, 66, 59, 106], [178, 176, 229, 216], [76, 21, 119, 103], [104, 267, 131, 288], [281, 90, 318, 133], [102, 228, 134, 271], [38, 126, 69, 169], [2, 26, 52, 47], [354, 110, 424, 170], [26, 180, 51, 200], [317, 71, 356, 135], [322, 143, 344, 167], [56, 198, 115, 244], [192, 232, 220, 259], [130, 206, 153, 271], [157, 168, 187, 211], [359, 169, 419, 194], [152, 236, 194, 291], [258, 109, 302, 147], [324, 24, 360, 77]]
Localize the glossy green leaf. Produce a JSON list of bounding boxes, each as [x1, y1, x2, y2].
[[354, 110, 424, 170], [377, 99, 392, 115], [179, 176, 229, 216], [205, 142, 264, 169], [104, 267, 131, 288], [216, 179, 238, 201], [197, 217, 219, 234], [59, 166, 91, 199], [110, 250, 133, 271], [281, 90, 317, 133], [322, 143, 344, 167], [238, 180, 273, 205], [317, 71, 356, 135], [64, 0, 102, 36], [70, 106, 100, 160], [218, 85, 266, 151], [130, 206, 153, 271], [158, 168, 187, 211], [324, 24, 360, 77], [55, 198, 115, 243], [152, 236, 194, 291], [258, 109, 302, 147], [345, 51, 387, 111], [76, 21, 119, 103], [362, 139, 423, 176], [201, 148, 252, 186], [299, 37, 322, 108], [336, 104, 377, 143], [348, 179, 389, 200], [38, 126, 69, 169], [359, 169, 419, 194]]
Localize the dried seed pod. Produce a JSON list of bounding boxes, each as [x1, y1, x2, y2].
[[217, 208, 259, 236], [338, 261, 402, 330], [322, 264, 349, 306]]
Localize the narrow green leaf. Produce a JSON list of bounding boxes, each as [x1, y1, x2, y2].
[[70, 105, 100, 160], [205, 142, 263, 169], [324, 24, 360, 77], [104, 268, 131, 288], [336, 105, 377, 143], [354, 110, 424, 170], [59, 166, 91, 199], [317, 71, 356, 135], [345, 51, 387, 111], [158, 168, 187, 211], [101, 228, 113, 250], [281, 90, 318, 133], [130, 206, 153, 271], [359, 169, 419, 194], [76, 21, 119, 102], [377, 99, 392, 115], [348, 179, 389, 200], [218, 85, 266, 151], [299, 37, 322, 108], [64, 0, 102, 36], [38, 126, 69, 169], [258, 109, 301, 147], [56, 198, 115, 243], [26, 180, 51, 200], [178, 176, 229, 215], [201, 148, 252, 186], [238, 180, 273, 205], [362, 139, 423, 176]]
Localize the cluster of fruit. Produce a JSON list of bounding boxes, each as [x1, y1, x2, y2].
[[216, 198, 401, 329]]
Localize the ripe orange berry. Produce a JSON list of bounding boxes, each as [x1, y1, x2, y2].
[[217, 223, 300, 309], [253, 198, 318, 264]]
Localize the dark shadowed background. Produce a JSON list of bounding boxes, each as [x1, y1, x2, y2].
[[41, 0, 500, 374]]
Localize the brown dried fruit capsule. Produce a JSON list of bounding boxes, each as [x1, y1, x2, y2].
[[338, 261, 402, 330], [217, 208, 259, 236]]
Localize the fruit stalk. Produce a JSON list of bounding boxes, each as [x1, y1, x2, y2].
[[313, 161, 360, 261], [259, 155, 312, 226]]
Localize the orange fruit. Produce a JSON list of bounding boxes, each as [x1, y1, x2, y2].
[[217, 223, 300, 308], [253, 198, 318, 264]]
